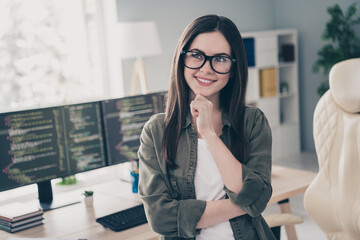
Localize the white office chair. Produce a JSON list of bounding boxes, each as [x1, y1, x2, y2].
[[304, 58, 360, 240]]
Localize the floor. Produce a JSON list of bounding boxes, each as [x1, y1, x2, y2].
[[263, 152, 327, 240]]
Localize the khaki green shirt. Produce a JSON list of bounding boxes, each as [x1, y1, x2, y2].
[[138, 107, 276, 240]]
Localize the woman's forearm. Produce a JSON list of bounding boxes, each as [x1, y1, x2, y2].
[[196, 198, 246, 229], [204, 132, 243, 193]]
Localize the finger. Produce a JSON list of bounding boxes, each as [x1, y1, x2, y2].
[[190, 101, 199, 117], [194, 94, 207, 101], [190, 95, 204, 109], [193, 95, 213, 113]]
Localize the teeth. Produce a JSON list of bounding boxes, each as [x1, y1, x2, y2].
[[197, 78, 212, 83]]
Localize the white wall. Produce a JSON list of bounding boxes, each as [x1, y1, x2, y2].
[[116, 0, 275, 96]]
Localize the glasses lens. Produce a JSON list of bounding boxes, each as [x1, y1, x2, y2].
[[183, 52, 205, 69], [211, 56, 232, 73], [183, 51, 233, 74]]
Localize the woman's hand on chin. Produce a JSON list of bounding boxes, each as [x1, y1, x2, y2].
[[190, 94, 217, 139]]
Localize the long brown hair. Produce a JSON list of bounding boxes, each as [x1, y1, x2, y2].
[[162, 15, 249, 168]]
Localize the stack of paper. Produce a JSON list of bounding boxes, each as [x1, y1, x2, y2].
[[0, 202, 44, 233]]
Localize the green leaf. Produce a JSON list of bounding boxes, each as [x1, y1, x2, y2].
[[83, 190, 94, 197], [314, 3, 360, 96], [345, 3, 357, 21], [57, 175, 77, 185]]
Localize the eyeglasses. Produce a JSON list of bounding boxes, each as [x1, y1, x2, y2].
[[181, 50, 236, 74]]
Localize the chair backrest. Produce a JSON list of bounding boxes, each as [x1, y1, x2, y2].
[[304, 58, 360, 240]]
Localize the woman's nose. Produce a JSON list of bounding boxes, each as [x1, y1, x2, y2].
[[200, 59, 214, 73]]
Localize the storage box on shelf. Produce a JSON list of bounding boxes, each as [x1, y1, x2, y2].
[[243, 29, 300, 160]]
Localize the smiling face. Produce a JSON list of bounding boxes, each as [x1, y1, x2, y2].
[[184, 31, 232, 103]]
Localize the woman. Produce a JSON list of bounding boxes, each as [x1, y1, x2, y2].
[[138, 15, 275, 240]]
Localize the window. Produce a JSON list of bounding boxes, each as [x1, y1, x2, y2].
[[0, 0, 109, 112]]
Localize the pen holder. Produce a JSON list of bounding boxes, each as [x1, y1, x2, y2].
[[130, 171, 139, 193]]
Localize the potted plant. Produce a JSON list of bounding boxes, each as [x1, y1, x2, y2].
[[57, 175, 77, 185], [83, 190, 94, 207], [313, 3, 360, 96]]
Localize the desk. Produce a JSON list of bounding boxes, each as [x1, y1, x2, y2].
[[0, 165, 316, 240], [269, 165, 317, 240]]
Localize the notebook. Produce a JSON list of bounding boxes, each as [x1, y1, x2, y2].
[[0, 202, 43, 222], [0, 219, 43, 233]]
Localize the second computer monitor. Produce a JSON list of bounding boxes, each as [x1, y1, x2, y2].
[[102, 92, 166, 165]]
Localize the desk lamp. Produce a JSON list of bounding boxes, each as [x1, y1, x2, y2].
[[117, 21, 162, 95]]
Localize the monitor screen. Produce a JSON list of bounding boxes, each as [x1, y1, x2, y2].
[[0, 102, 106, 192], [102, 92, 166, 165], [0, 107, 68, 192], [62, 102, 106, 173]]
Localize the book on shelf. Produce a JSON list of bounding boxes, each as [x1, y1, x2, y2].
[[0, 219, 43, 233], [259, 67, 277, 97], [0, 202, 43, 223], [243, 37, 255, 67]]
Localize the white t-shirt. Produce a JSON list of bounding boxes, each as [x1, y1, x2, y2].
[[195, 138, 235, 240]]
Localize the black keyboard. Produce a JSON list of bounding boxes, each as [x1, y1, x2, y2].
[[96, 204, 148, 232]]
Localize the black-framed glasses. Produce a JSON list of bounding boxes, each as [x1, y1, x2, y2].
[[181, 50, 236, 74]]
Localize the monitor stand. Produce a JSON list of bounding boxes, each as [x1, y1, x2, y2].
[[37, 181, 81, 211]]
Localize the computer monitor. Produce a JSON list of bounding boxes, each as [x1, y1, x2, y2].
[[101, 92, 166, 165], [0, 92, 166, 211], [0, 102, 106, 210], [62, 102, 106, 172]]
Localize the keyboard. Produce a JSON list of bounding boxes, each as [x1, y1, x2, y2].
[[96, 204, 148, 232]]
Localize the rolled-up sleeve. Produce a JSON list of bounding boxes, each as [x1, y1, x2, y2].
[[138, 117, 206, 238], [224, 109, 272, 217]]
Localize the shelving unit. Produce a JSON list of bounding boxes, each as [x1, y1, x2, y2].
[[243, 29, 300, 160]]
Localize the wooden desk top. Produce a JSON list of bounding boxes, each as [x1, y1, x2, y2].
[[269, 165, 317, 205], [0, 180, 157, 240], [0, 165, 317, 240]]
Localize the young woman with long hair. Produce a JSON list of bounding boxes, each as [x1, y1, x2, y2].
[[138, 15, 275, 240]]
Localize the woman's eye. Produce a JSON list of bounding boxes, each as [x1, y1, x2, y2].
[[191, 53, 203, 59], [214, 56, 227, 62]]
